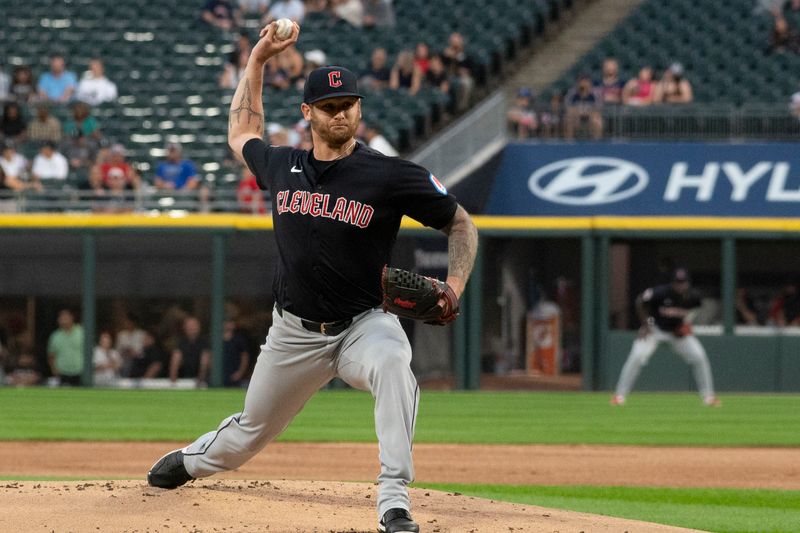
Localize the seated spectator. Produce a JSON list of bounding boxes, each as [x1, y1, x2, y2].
[[0, 141, 33, 191], [623, 66, 657, 106], [220, 46, 250, 89], [91, 143, 139, 190], [202, 0, 241, 31], [413, 42, 430, 75], [358, 122, 398, 156], [76, 59, 118, 106], [361, 47, 391, 91], [154, 143, 199, 190], [425, 54, 450, 94], [47, 308, 84, 387], [63, 135, 96, 185], [389, 51, 422, 95], [363, 0, 396, 28], [442, 32, 476, 111], [28, 104, 62, 143], [596, 57, 625, 105], [736, 288, 760, 325], [10, 65, 36, 103], [169, 316, 211, 384], [507, 87, 538, 139], [64, 101, 101, 141], [238, 0, 270, 14], [237, 165, 266, 213], [263, 0, 305, 23], [5, 352, 42, 386], [223, 319, 250, 387], [1, 102, 27, 142], [767, 15, 800, 53], [37, 54, 78, 103], [564, 74, 602, 139], [0, 62, 9, 101], [657, 63, 693, 104], [93, 167, 134, 213], [263, 59, 291, 90], [305, 0, 328, 12], [31, 141, 69, 182], [278, 44, 305, 86], [115, 315, 146, 378], [129, 329, 167, 379], [93, 331, 122, 387], [538, 91, 563, 139], [331, 0, 364, 27], [769, 283, 800, 326], [298, 49, 327, 89], [267, 123, 292, 146]]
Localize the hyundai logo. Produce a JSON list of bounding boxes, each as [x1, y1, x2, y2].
[[528, 157, 649, 205]]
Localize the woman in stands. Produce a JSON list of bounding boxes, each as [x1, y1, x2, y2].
[[390, 50, 422, 96], [623, 65, 658, 106]]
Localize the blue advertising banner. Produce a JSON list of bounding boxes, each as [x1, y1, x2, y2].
[[486, 142, 800, 217]]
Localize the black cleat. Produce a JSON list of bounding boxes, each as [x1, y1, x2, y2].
[[378, 508, 419, 533], [147, 449, 193, 489]]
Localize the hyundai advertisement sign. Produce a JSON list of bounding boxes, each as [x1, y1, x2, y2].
[[486, 143, 800, 216]]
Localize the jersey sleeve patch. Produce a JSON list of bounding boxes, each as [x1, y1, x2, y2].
[[429, 173, 448, 195]]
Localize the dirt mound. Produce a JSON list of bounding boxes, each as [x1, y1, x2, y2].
[[0, 480, 701, 532]]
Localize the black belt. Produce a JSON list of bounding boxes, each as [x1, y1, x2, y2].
[[275, 304, 352, 336]]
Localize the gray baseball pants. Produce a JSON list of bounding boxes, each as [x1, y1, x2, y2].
[[614, 326, 716, 400], [182, 306, 419, 518]]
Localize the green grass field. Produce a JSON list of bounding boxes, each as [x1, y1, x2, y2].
[[1, 388, 799, 532]]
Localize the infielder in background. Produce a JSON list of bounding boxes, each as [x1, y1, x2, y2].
[[611, 268, 721, 407], [147, 20, 478, 533]]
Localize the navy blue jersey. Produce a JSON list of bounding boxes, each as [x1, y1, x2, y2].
[[642, 284, 701, 332], [243, 138, 458, 321]]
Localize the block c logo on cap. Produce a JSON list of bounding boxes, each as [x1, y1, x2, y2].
[[328, 71, 342, 88]]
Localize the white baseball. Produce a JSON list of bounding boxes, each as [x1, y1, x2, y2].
[[275, 18, 293, 40]]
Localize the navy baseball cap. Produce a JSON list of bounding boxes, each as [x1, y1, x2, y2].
[[303, 66, 364, 104]]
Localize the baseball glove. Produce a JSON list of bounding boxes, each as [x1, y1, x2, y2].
[[381, 266, 459, 325]]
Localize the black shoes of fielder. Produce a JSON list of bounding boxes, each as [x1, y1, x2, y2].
[[378, 508, 419, 533], [147, 449, 193, 489]]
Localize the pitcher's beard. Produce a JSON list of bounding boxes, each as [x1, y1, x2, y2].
[[313, 119, 358, 148]]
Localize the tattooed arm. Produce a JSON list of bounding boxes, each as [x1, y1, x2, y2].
[[228, 21, 300, 161], [441, 204, 478, 299]]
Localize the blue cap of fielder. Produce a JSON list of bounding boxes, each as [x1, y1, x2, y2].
[[303, 66, 364, 104]]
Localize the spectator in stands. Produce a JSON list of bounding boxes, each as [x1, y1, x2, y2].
[[767, 15, 800, 53], [390, 51, 422, 96], [277, 44, 305, 86], [76, 59, 118, 106], [267, 123, 292, 146], [129, 329, 167, 379], [736, 288, 760, 325], [9, 65, 35, 104], [237, 165, 266, 213], [64, 102, 101, 141], [298, 49, 327, 89], [0, 141, 33, 191], [169, 316, 211, 385], [363, 0, 396, 28], [37, 54, 78, 103], [93, 331, 122, 386], [331, 0, 364, 27], [656, 63, 693, 104], [263, 0, 305, 23], [154, 143, 199, 190], [305, 0, 328, 13], [424, 54, 449, 94], [596, 57, 625, 105], [202, 0, 242, 31], [220, 46, 250, 89], [358, 122, 398, 156], [0, 62, 9, 102], [223, 319, 250, 387], [361, 47, 392, 90], [238, 0, 270, 15], [413, 42, 431, 75], [47, 308, 84, 386], [116, 315, 146, 378], [623, 66, 657, 106], [63, 134, 96, 186], [507, 87, 538, 139], [263, 58, 291, 90], [92, 143, 139, 190], [28, 104, 62, 143], [769, 282, 800, 326], [442, 32, 476, 112], [4, 351, 42, 387], [1, 102, 27, 142], [564, 74, 602, 140], [31, 141, 69, 182]]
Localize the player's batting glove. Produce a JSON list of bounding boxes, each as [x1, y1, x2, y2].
[[381, 266, 460, 325]]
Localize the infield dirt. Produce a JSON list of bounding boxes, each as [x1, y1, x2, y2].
[[2, 441, 797, 532]]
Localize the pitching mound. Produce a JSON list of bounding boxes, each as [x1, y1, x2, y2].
[[0, 480, 700, 532]]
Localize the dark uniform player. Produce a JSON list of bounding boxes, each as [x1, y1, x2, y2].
[[611, 268, 720, 406], [147, 21, 478, 533]]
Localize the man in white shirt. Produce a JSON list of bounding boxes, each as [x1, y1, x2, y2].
[[32, 142, 69, 182], [0, 142, 29, 187], [264, 0, 305, 23], [76, 59, 118, 106], [359, 123, 398, 156]]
